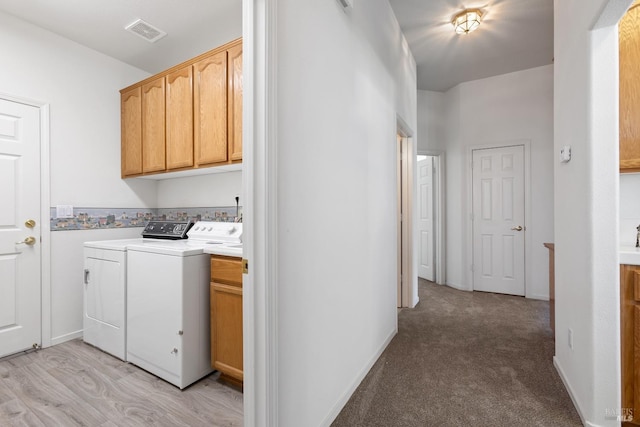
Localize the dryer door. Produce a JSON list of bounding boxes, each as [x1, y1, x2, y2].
[[83, 246, 126, 360]]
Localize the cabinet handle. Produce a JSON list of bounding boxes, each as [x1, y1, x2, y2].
[[84, 269, 90, 285]]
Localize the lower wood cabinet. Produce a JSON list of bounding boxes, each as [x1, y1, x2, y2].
[[621, 264, 640, 425], [210, 255, 243, 387]]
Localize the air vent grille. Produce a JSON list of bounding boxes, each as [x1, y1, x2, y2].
[[125, 19, 167, 43]]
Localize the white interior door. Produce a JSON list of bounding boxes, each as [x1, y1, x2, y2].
[[0, 98, 41, 358], [418, 156, 435, 281], [472, 145, 525, 296]]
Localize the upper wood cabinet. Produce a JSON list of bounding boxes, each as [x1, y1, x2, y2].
[[166, 65, 194, 170], [228, 43, 243, 162], [141, 77, 166, 173], [194, 50, 228, 166], [121, 87, 142, 176], [120, 38, 242, 178], [620, 3, 640, 172]]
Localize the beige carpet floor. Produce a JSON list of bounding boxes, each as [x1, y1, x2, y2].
[[332, 279, 582, 427]]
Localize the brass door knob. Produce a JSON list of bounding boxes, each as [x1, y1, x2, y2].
[[16, 236, 36, 245], [25, 219, 36, 228]]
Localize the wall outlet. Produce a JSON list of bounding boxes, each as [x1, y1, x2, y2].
[[568, 328, 573, 349], [560, 145, 571, 163]]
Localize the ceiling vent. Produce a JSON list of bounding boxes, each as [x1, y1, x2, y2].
[[125, 19, 167, 43]]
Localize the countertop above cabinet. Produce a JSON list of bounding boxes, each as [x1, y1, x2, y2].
[[621, 246, 640, 265], [121, 38, 242, 179]]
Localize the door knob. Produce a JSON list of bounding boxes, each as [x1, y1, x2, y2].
[[511, 226, 523, 231], [25, 219, 36, 228], [16, 236, 36, 245]]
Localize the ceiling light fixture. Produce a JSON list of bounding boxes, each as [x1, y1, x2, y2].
[[452, 9, 483, 35]]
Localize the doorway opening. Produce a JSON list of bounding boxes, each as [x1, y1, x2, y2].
[[416, 152, 445, 285], [397, 134, 412, 308]]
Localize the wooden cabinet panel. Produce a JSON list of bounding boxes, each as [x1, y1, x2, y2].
[[228, 43, 243, 162], [142, 77, 166, 173], [166, 66, 194, 170], [210, 255, 243, 386], [621, 265, 640, 425], [121, 87, 142, 177], [211, 256, 243, 286], [211, 282, 243, 381], [620, 4, 640, 172], [195, 51, 228, 166]]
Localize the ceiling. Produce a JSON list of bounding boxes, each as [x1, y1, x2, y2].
[[0, 0, 553, 92], [389, 0, 554, 91], [0, 0, 243, 75]]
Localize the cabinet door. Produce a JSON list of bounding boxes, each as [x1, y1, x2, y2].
[[620, 5, 640, 172], [622, 265, 640, 424], [166, 66, 194, 170], [142, 77, 166, 173], [228, 43, 243, 162], [210, 282, 243, 381], [121, 87, 142, 177], [194, 51, 228, 166]]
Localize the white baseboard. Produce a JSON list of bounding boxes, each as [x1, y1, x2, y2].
[[526, 292, 550, 301], [320, 327, 397, 427], [49, 330, 83, 347], [554, 356, 588, 426], [446, 282, 472, 292]]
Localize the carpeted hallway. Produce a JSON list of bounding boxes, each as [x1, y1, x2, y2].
[[332, 279, 582, 427]]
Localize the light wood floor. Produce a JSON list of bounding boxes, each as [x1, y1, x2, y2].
[[0, 339, 243, 426]]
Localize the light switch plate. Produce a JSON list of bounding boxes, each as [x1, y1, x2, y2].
[[56, 205, 74, 218], [560, 145, 571, 163]]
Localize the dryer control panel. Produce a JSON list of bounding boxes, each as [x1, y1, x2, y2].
[[141, 221, 193, 240]]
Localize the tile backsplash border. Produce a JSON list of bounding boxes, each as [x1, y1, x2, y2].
[[49, 206, 242, 231]]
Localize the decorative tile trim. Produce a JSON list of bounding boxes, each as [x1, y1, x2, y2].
[[49, 206, 241, 231]]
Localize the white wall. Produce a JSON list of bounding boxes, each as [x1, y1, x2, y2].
[[418, 65, 554, 299], [157, 170, 243, 208], [553, 0, 629, 425], [273, 0, 416, 425], [417, 90, 446, 152]]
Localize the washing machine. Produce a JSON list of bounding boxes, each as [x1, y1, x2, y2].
[[126, 221, 242, 389], [82, 221, 193, 361]]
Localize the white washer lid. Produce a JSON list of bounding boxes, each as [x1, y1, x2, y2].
[[83, 238, 144, 251], [126, 239, 205, 256]]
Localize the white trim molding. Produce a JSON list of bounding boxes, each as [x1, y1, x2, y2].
[[242, 0, 279, 425]]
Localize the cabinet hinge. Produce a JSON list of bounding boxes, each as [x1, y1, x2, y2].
[[242, 258, 249, 274]]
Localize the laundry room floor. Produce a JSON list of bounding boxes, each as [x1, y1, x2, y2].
[[0, 339, 243, 426]]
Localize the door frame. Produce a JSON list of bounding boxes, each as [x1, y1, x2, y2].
[[466, 140, 531, 296], [417, 150, 446, 285], [0, 93, 51, 349], [397, 117, 417, 308], [242, 0, 278, 425]]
